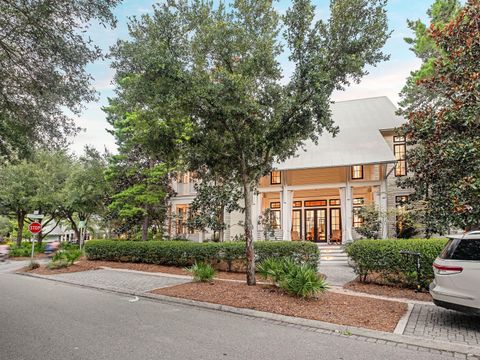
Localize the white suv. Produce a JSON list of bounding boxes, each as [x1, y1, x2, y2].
[[430, 231, 480, 315]]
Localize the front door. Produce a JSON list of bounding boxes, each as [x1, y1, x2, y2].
[[305, 209, 327, 242]]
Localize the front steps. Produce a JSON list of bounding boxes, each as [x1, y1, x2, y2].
[[318, 244, 349, 265]]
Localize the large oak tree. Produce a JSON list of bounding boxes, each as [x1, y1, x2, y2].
[[109, 0, 390, 284]]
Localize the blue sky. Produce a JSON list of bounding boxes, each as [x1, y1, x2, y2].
[[71, 0, 432, 154]]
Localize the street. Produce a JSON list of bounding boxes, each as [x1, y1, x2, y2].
[[0, 264, 457, 360]]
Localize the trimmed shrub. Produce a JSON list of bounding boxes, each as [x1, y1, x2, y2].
[[187, 263, 216, 282], [84, 240, 319, 272], [345, 238, 447, 288]]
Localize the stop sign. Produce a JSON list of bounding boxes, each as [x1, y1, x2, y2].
[[28, 222, 42, 234]]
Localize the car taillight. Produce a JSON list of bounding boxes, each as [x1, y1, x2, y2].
[[433, 263, 463, 275]]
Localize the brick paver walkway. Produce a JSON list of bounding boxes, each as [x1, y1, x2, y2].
[[45, 269, 190, 294], [404, 304, 480, 347]]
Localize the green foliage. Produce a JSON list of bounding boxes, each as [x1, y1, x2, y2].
[[257, 257, 296, 284], [85, 240, 319, 271], [0, 1, 119, 161], [186, 263, 216, 282], [9, 242, 46, 257], [345, 238, 448, 287], [398, 0, 479, 233], [258, 257, 328, 298], [47, 259, 70, 270], [279, 265, 329, 299], [52, 249, 82, 265], [355, 204, 384, 239]]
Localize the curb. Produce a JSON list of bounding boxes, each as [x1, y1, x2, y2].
[[17, 271, 480, 358]]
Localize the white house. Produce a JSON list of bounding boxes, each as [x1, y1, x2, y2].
[[168, 96, 411, 243]]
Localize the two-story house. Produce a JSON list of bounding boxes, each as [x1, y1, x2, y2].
[[168, 96, 411, 243]]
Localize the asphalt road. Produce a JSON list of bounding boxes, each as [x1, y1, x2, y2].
[[0, 265, 454, 360]]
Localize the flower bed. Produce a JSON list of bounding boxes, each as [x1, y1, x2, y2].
[[85, 240, 320, 272]]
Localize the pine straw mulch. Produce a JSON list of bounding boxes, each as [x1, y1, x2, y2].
[[344, 280, 432, 302], [21, 259, 250, 280], [152, 280, 407, 333]]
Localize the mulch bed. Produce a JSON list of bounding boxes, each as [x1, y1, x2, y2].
[[21, 259, 251, 280], [344, 280, 432, 302], [152, 281, 407, 332]]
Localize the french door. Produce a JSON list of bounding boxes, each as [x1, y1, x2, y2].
[[305, 209, 327, 242]]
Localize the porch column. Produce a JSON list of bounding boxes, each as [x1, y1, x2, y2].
[[340, 187, 347, 243], [379, 179, 388, 239], [252, 192, 262, 241], [345, 185, 354, 242], [281, 187, 292, 240]]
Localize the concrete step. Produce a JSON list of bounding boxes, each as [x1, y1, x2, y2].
[[320, 260, 349, 266]]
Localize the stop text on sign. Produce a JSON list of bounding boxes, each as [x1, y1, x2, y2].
[[28, 222, 42, 234]]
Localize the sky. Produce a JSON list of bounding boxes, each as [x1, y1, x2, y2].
[[70, 0, 433, 154]]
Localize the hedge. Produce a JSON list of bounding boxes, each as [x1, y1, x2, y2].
[[85, 240, 320, 272], [345, 238, 448, 288]]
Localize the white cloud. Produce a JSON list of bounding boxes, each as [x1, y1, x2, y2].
[[332, 58, 422, 105]]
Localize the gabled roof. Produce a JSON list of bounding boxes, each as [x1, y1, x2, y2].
[[274, 96, 405, 171]]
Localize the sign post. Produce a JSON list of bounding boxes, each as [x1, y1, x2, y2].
[[28, 222, 42, 261]]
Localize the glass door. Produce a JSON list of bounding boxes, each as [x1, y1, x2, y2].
[[330, 208, 342, 243], [304, 209, 327, 242]]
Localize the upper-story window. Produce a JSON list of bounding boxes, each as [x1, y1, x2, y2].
[[270, 171, 281, 185], [351, 165, 364, 180], [394, 136, 407, 177]]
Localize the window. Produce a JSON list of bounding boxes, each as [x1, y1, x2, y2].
[[270, 202, 281, 209], [178, 172, 190, 183], [353, 207, 364, 228], [395, 195, 409, 206], [440, 239, 480, 261], [176, 206, 193, 235], [291, 210, 302, 240], [293, 201, 302, 208], [270, 210, 281, 229], [270, 171, 281, 184], [351, 165, 364, 180], [353, 198, 365, 205], [329, 199, 341, 206], [394, 137, 407, 176], [304, 200, 327, 207]]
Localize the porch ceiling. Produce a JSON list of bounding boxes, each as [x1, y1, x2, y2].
[[273, 97, 404, 171]]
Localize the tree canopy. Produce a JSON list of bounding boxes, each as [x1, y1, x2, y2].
[[398, 0, 480, 233], [0, 0, 120, 161]]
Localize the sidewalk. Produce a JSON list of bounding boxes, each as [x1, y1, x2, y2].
[[18, 267, 480, 359]]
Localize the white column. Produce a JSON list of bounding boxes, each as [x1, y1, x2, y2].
[[340, 187, 347, 243], [281, 187, 292, 240], [345, 185, 353, 241], [380, 179, 388, 239]]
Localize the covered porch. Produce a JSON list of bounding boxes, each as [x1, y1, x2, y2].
[[253, 166, 390, 243]]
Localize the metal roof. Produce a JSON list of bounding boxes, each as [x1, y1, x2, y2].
[[274, 96, 406, 170]]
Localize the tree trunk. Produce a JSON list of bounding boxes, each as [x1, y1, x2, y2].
[[243, 180, 256, 286], [219, 205, 225, 242], [142, 215, 149, 241], [16, 211, 25, 246]]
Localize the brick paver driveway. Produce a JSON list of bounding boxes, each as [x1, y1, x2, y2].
[[44, 269, 190, 294], [404, 304, 480, 347]]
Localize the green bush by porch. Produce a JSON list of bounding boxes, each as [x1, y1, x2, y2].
[[345, 238, 447, 288], [85, 240, 320, 272]]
